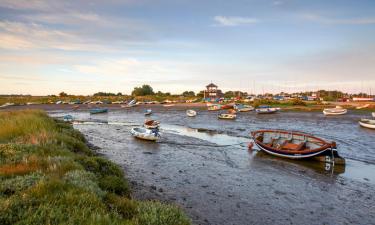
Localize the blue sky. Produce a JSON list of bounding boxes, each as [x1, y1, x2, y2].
[[0, 0, 374, 95]]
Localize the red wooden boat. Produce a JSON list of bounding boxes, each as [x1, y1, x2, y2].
[[250, 130, 342, 160], [221, 103, 234, 110]]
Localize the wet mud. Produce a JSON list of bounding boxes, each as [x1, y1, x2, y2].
[[49, 107, 375, 225]]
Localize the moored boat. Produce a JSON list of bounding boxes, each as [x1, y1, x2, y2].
[[356, 104, 370, 109], [131, 127, 160, 141], [221, 103, 234, 110], [208, 104, 221, 111], [144, 109, 152, 116], [255, 105, 278, 114], [359, 119, 375, 129], [372, 112, 375, 118], [144, 119, 160, 129], [163, 104, 175, 107], [218, 113, 236, 120], [186, 109, 197, 117], [90, 108, 108, 114], [63, 115, 73, 122], [323, 106, 347, 116], [235, 104, 254, 112], [250, 129, 343, 163]]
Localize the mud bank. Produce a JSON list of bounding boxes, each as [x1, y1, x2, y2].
[[49, 109, 375, 225]]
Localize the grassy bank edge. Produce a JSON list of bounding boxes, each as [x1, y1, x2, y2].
[[0, 110, 190, 225]]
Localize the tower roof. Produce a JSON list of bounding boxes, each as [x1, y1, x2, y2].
[[206, 83, 218, 88]]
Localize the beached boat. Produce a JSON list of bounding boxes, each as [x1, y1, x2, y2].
[[218, 113, 236, 120], [131, 127, 160, 141], [356, 104, 370, 109], [323, 106, 347, 116], [372, 112, 375, 118], [163, 104, 175, 107], [250, 130, 342, 160], [235, 104, 254, 112], [186, 109, 197, 117], [63, 115, 73, 122], [359, 119, 375, 129], [221, 103, 234, 110], [144, 119, 160, 129], [144, 109, 152, 116], [208, 104, 221, 111], [90, 108, 108, 114], [255, 105, 278, 114]]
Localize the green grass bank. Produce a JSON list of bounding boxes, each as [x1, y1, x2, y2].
[[0, 110, 190, 225]]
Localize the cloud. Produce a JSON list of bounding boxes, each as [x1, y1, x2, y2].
[[213, 16, 259, 27], [303, 13, 375, 25]]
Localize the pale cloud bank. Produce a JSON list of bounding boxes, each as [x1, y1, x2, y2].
[[303, 13, 375, 25], [213, 16, 259, 27]]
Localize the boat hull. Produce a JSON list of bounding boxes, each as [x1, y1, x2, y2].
[[90, 109, 108, 114], [359, 119, 375, 129], [131, 128, 159, 141], [255, 108, 278, 114], [186, 110, 197, 117], [323, 109, 347, 115], [218, 114, 236, 120]]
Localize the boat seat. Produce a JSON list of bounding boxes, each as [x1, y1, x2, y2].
[[282, 141, 306, 151]]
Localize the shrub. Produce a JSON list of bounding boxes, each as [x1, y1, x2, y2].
[[105, 193, 138, 220], [134, 201, 191, 225], [64, 170, 105, 197], [0, 172, 44, 196], [99, 175, 130, 197], [290, 98, 307, 106], [76, 156, 124, 178]]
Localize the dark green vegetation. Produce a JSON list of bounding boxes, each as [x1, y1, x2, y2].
[[0, 110, 190, 225]]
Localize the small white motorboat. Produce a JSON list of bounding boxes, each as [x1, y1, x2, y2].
[[218, 113, 236, 120], [144, 109, 152, 116], [359, 119, 375, 129], [144, 119, 160, 129], [323, 106, 347, 116], [186, 109, 197, 117], [255, 105, 278, 114], [131, 127, 160, 141]]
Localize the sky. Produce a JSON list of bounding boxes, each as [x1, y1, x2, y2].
[[0, 0, 374, 95]]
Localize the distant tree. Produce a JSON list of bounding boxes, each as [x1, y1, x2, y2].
[[197, 91, 204, 98], [117, 92, 122, 96], [59, 92, 68, 97], [93, 92, 116, 96], [131, 84, 154, 96], [182, 91, 195, 97], [224, 91, 234, 98]]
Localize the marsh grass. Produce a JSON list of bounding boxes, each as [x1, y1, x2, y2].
[[0, 110, 190, 225]]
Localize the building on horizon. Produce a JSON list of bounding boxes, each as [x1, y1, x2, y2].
[[203, 83, 223, 101]]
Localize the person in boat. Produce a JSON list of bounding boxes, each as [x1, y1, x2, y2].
[[151, 127, 160, 137]]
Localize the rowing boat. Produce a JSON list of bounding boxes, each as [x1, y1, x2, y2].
[[359, 119, 375, 129], [323, 106, 347, 115], [250, 129, 342, 161], [131, 127, 160, 141], [186, 109, 197, 117], [90, 108, 108, 114], [218, 113, 236, 120], [255, 105, 278, 114]]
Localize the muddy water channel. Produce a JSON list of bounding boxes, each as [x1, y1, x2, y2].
[[51, 107, 375, 225]]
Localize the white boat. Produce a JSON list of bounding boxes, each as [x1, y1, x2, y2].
[[163, 104, 175, 107], [359, 119, 375, 129], [144, 109, 152, 116], [372, 112, 375, 118], [131, 127, 160, 141], [255, 105, 278, 114], [323, 106, 347, 116], [144, 119, 160, 129], [186, 109, 197, 117], [218, 113, 236, 120], [235, 104, 254, 112]]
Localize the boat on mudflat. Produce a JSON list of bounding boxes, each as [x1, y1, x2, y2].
[[144, 119, 160, 129], [255, 105, 279, 114], [144, 109, 152, 116], [186, 109, 197, 117], [323, 106, 347, 115], [359, 119, 375, 129], [235, 104, 254, 112], [131, 127, 160, 141], [250, 129, 344, 163], [218, 113, 236, 120], [372, 112, 375, 118], [90, 108, 108, 114]]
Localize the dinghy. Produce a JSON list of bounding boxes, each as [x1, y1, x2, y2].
[[144, 109, 152, 116], [90, 108, 108, 114], [359, 119, 375, 129], [221, 103, 234, 110], [323, 106, 347, 115], [208, 104, 221, 111], [144, 119, 160, 129], [250, 130, 341, 160], [186, 109, 197, 117], [131, 127, 160, 141], [255, 105, 278, 114], [63, 115, 73, 122], [235, 104, 254, 112], [218, 113, 236, 120]]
